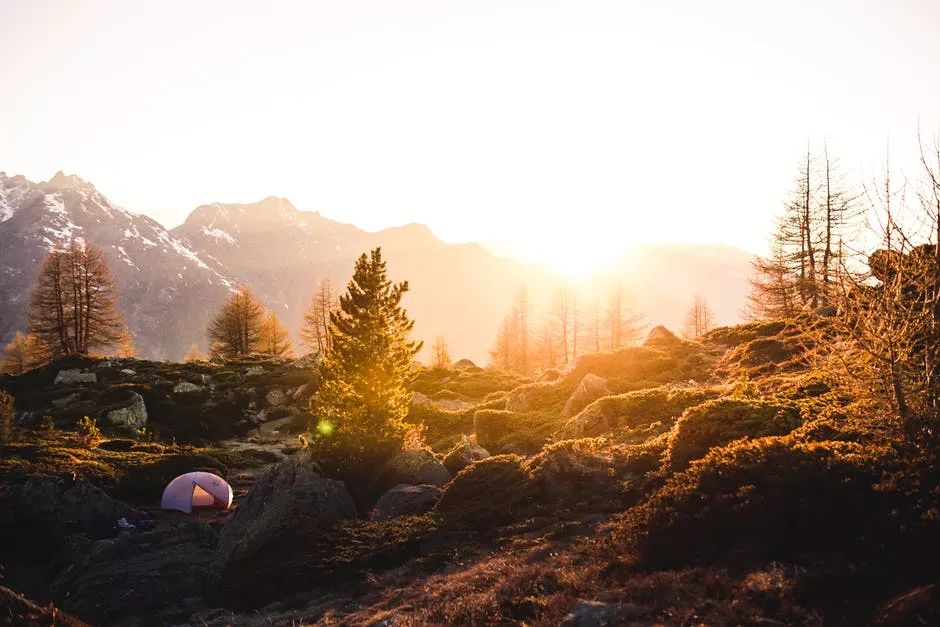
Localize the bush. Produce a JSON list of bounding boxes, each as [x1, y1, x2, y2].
[[436, 455, 535, 528], [668, 398, 803, 470], [76, 416, 102, 448], [619, 436, 898, 568]]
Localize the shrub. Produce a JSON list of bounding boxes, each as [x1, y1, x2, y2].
[[436, 455, 535, 528], [76, 416, 102, 449], [619, 436, 898, 569], [668, 398, 803, 470]]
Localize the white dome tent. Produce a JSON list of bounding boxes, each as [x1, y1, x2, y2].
[[161, 471, 233, 513]]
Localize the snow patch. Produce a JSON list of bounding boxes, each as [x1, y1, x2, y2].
[[201, 226, 236, 244]]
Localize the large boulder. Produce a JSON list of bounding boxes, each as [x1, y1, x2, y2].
[[52, 522, 219, 626], [443, 435, 490, 475], [218, 449, 356, 569], [54, 369, 97, 385], [0, 476, 137, 541], [103, 393, 147, 429], [370, 484, 442, 520], [644, 325, 680, 347], [374, 448, 451, 492], [561, 374, 610, 418]]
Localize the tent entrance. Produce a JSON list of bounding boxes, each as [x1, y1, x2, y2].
[[191, 483, 216, 508]]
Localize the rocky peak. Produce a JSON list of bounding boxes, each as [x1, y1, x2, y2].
[[43, 171, 96, 193]]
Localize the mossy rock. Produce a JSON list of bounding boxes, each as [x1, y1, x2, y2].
[[619, 436, 898, 568], [436, 455, 535, 528], [668, 397, 803, 470]]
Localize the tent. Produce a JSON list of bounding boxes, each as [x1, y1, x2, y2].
[[161, 471, 233, 513]]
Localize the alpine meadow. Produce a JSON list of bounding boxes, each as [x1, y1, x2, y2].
[[4, 2, 940, 625]]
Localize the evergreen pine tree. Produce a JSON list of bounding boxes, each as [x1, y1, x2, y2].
[[311, 248, 422, 461]]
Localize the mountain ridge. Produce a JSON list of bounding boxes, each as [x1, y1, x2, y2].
[[0, 171, 755, 363]]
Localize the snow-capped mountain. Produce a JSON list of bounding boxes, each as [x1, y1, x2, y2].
[[0, 171, 755, 364], [0, 171, 236, 360]]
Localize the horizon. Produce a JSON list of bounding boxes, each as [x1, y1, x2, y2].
[[5, 1, 940, 274]]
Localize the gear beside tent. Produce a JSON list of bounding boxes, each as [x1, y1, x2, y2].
[[161, 471, 233, 513]]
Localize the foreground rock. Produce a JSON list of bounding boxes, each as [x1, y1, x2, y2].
[[103, 392, 148, 429], [52, 523, 218, 625], [217, 449, 356, 600], [54, 369, 97, 385], [370, 484, 442, 520], [374, 448, 451, 492], [561, 374, 610, 418]]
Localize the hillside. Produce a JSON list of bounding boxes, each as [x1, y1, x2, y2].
[[1, 318, 937, 625], [0, 171, 754, 364]]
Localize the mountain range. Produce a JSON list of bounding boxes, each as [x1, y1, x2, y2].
[[0, 171, 755, 363]]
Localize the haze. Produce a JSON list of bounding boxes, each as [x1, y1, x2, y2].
[[3, 0, 940, 274]]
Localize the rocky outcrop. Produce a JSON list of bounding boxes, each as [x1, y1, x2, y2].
[[410, 391, 433, 408], [374, 449, 451, 492], [505, 381, 556, 412], [644, 325, 680, 346], [443, 436, 490, 475], [561, 374, 610, 418], [52, 522, 219, 626], [0, 476, 137, 541], [370, 484, 442, 520], [103, 393, 147, 429], [54, 369, 97, 385], [173, 381, 204, 394], [218, 449, 356, 571]]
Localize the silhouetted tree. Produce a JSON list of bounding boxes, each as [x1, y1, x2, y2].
[[683, 294, 714, 339], [2, 331, 48, 374], [259, 311, 293, 357], [207, 287, 266, 358], [431, 336, 451, 368], [28, 241, 124, 356], [301, 279, 337, 354]]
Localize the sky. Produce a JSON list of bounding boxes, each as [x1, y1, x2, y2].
[[3, 0, 940, 275]]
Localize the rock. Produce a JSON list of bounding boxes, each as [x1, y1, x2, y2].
[[104, 393, 147, 429], [644, 325, 680, 346], [291, 383, 311, 400], [291, 352, 321, 369], [52, 522, 219, 625], [173, 381, 204, 394], [370, 484, 442, 520], [120, 368, 136, 375], [265, 388, 288, 407], [561, 374, 610, 418], [258, 415, 295, 435], [443, 435, 490, 475], [54, 369, 97, 385], [0, 476, 137, 541], [452, 358, 477, 370], [245, 366, 265, 376], [197, 373, 212, 385], [505, 381, 556, 412], [51, 392, 81, 408], [375, 449, 451, 491], [217, 449, 356, 572], [561, 601, 620, 626], [410, 391, 433, 408]]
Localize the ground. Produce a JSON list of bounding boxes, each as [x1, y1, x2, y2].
[[1, 321, 938, 625]]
